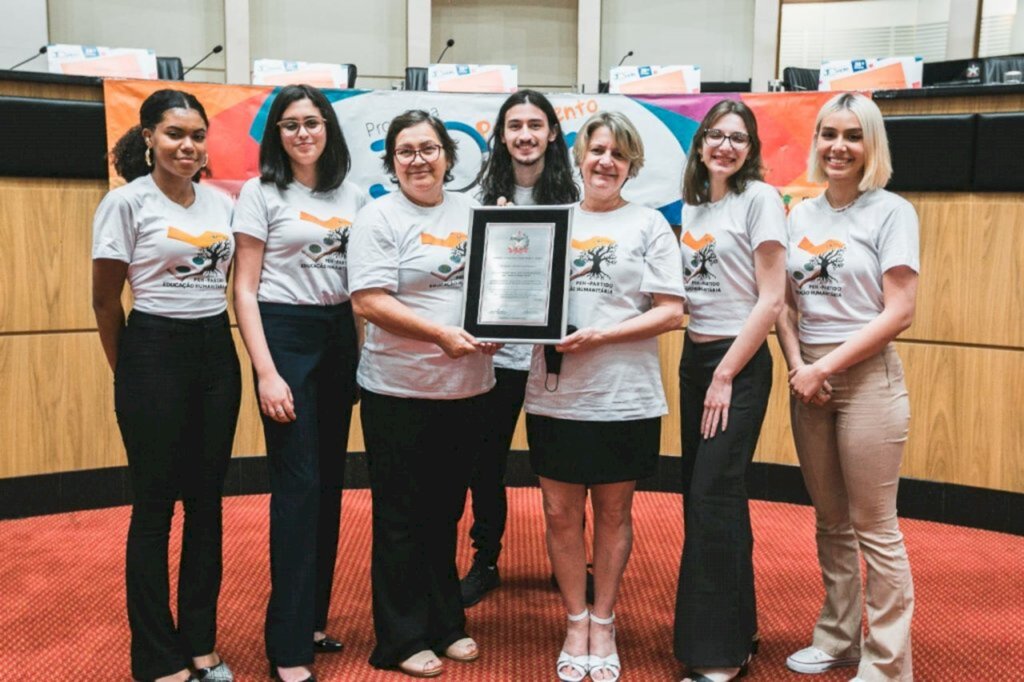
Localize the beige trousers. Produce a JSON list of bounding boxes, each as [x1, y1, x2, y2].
[[791, 343, 914, 682]]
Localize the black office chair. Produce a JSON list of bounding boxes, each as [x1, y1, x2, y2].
[[157, 57, 184, 81], [405, 66, 428, 91], [782, 66, 820, 91], [983, 55, 1024, 84], [341, 63, 358, 88]]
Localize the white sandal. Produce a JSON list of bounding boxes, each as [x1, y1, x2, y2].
[[588, 612, 621, 682], [556, 609, 591, 682]]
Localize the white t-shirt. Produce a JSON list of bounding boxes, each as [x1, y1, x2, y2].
[[680, 181, 786, 336], [787, 189, 920, 344], [348, 190, 494, 399], [488, 184, 538, 372], [232, 177, 367, 305], [92, 174, 234, 319], [524, 202, 686, 421]]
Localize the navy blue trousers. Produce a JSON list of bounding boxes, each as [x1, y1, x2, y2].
[[258, 302, 357, 667]]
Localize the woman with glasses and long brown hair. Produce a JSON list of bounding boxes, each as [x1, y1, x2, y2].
[[673, 100, 787, 682], [93, 89, 239, 682], [347, 109, 498, 679], [232, 84, 366, 682]]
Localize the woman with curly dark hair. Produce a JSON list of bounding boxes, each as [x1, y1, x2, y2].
[[93, 89, 239, 682]]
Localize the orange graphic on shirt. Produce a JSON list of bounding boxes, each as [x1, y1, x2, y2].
[[793, 237, 846, 288], [571, 236, 618, 281], [299, 213, 352, 262], [165, 227, 231, 280], [681, 231, 718, 284], [300, 212, 351, 230], [166, 227, 229, 249], [422, 231, 468, 281]]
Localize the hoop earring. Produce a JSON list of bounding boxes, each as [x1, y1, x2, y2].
[[145, 147, 153, 168]]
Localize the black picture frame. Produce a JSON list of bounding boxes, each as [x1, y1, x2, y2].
[[461, 205, 573, 344]]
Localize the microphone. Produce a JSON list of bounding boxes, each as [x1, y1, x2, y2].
[[9, 45, 47, 70], [182, 45, 223, 76], [616, 50, 634, 67], [436, 38, 455, 63]]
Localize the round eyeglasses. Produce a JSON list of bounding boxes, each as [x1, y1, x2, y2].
[[704, 128, 751, 149]]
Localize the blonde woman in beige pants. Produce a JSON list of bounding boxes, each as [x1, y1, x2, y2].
[[776, 93, 918, 682]]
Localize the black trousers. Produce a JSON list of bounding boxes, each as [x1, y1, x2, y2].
[[674, 337, 772, 668], [114, 310, 241, 681], [258, 302, 357, 667], [466, 367, 528, 567], [361, 389, 485, 669]]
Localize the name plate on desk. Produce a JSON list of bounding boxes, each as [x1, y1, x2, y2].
[[462, 206, 573, 344]]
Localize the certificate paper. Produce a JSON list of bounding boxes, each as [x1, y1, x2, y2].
[[478, 222, 554, 326], [462, 206, 572, 344]]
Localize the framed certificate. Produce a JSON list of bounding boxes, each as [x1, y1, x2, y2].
[[462, 206, 573, 344]]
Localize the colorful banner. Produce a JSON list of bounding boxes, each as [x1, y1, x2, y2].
[[104, 80, 836, 223]]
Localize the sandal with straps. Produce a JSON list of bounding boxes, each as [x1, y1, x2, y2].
[[556, 609, 591, 682], [588, 611, 621, 682], [397, 650, 443, 678]]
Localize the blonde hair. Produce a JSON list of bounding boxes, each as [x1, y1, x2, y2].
[[572, 111, 645, 179], [807, 92, 892, 191]]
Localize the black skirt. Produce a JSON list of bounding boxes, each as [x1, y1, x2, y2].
[[526, 414, 661, 484]]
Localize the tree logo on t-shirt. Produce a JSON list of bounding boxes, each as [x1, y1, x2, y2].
[[421, 230, 468, 283], [569, 236, 617, 295], [570, 236, 617, 280], [165, 227, 231, 281], [681, 231, 718, 285], [792, 237, 846, 294], [299, 212, 352, 264]]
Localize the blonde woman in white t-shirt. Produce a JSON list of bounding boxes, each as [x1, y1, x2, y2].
[[776, 93, 918, 682], [92, 89, 239, 682], [523, 111, 686, 682], [673, 100, 787, 682], [232, 85, 367, 682]]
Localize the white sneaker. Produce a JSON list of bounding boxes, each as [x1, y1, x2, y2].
[[786, 646, 860, 674]]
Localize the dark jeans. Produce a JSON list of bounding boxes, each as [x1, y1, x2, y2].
[[466, 367, 528, 567], [361, 389, 485, 669], [674, 337, 772, 668], [114, 310, 241, 681], [258, 302, 357, 667]]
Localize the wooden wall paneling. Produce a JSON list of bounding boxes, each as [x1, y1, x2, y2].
[[877, 94, 1024, 116], [0, 178, 107, 334], [0, 331, 125, 478], [901, 193, 1024, 349], [0, 78, 103, 102], [898, 342, 1024, 492]]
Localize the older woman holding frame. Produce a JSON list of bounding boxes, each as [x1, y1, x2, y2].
[[524, 110, 685, 682]]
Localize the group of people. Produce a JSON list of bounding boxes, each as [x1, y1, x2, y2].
[[92, 83, 918, 682]]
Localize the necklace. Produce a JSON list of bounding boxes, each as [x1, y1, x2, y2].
[[825, 191, 861, 212]]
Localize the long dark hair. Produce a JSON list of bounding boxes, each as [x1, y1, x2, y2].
[[682, 99, 764, 206], [111, 89, 209, 183], [476, 90, 579, 205], [259, 84, 350, 193], [382, 110, 458, 184]]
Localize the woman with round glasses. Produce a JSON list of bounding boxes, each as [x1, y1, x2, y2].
[[93, 89, 239, 682], [348, 109, 497, 678], [777, 92, 917, 682], [673, 100, 787, 682], [524, 111, 685, 682], [233, 84, 366, 682]]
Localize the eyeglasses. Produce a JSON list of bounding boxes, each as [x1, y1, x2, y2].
[[704, 128, 751, 149], [394, 145, 443, 165], [277, 117, 325, 135]]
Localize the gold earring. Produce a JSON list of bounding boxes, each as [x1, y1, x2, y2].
[[145, 147, 153, 168]]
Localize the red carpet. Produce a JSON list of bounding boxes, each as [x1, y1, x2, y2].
[[0, 488, 1021, 681]]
